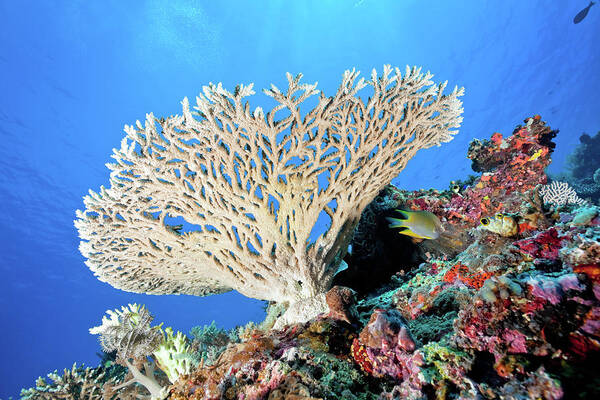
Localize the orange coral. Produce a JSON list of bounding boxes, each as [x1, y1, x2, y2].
[[443, 263, 470, 284], [443, 263, 493, 290], [491, 132, 503, 145], [518, 222, 536, 234], [573, 264, 600, 283], [462, 271, 494, 290]]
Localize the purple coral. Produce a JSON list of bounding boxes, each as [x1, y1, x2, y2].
[[355, 309, 422, 383]]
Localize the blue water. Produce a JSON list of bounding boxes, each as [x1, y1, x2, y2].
[[0, 1, 598, 397]]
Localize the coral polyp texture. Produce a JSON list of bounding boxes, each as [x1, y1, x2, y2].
[[24, 115, 600, 399], [74, 65, 464, 326]]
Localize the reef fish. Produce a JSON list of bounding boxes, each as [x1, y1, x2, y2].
[[574, 2, 595, 24], [480, 213, 518, 237], [386, 210, 443, 240]]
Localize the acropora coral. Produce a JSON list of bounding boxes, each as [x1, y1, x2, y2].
[[75, 65, 464, 329]]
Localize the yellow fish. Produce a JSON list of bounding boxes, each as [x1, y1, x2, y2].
[[386, 210, 443, 240], [528, 149, 544, 161], [479, 213, 518, 237]]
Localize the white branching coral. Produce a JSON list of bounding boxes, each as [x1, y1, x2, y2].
[[154, 327, 194, 383], [540, 181, 586, 206], [75, 65, 464, 325], [20, 363, 115, 400]]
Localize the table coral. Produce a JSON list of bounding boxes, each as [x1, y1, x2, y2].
[[76, 66, 464, 330]]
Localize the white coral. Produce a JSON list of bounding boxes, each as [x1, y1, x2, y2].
[[20, 363, 113, 400], [153, 327, 194, 383], [540, 181, 586, 206], [75, 65, 464, 326]]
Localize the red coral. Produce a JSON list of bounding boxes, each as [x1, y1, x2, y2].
[[568, 331, 600, 359], [351, 338, 374, 374], [402, 116, 556, 232], [443, 263, 494, 290], [514, 228, 565, 260]]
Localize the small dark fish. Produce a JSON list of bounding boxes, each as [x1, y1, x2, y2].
[[574, 1, 595, 24]]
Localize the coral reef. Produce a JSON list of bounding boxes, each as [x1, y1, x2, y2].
[[23, 115, 600, 399], [553, 130, 600, 204], [89, 304, 194, 399], [418, 116, 556, 229], [188, 321, 232, 367], [75, 65, 464, 329], [20, 363, 126, 400]]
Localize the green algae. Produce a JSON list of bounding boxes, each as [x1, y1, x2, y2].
[[408, 312, 458, 345], [420, 341, 473, 387]]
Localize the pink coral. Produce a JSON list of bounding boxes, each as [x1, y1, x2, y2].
[[454, 272, 600, 369], [526, 275, 563, 305], [502, 329, 528, 353], [402, 116, 556, 232], [353, 309, 422, 382], [514, 228, 566, 260]]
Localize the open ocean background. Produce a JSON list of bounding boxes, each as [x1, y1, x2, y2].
[[0, 1, 598, 397]]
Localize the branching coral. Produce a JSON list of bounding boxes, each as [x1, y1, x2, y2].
[[154, 327, 194, 384], [75, 65, 464, 327], [189, 321, 231, 367], [540, 181, 586, 207], [20, 363, 122, 400]]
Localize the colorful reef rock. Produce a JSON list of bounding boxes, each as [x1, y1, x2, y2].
[[22, 116, 600, 399]]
